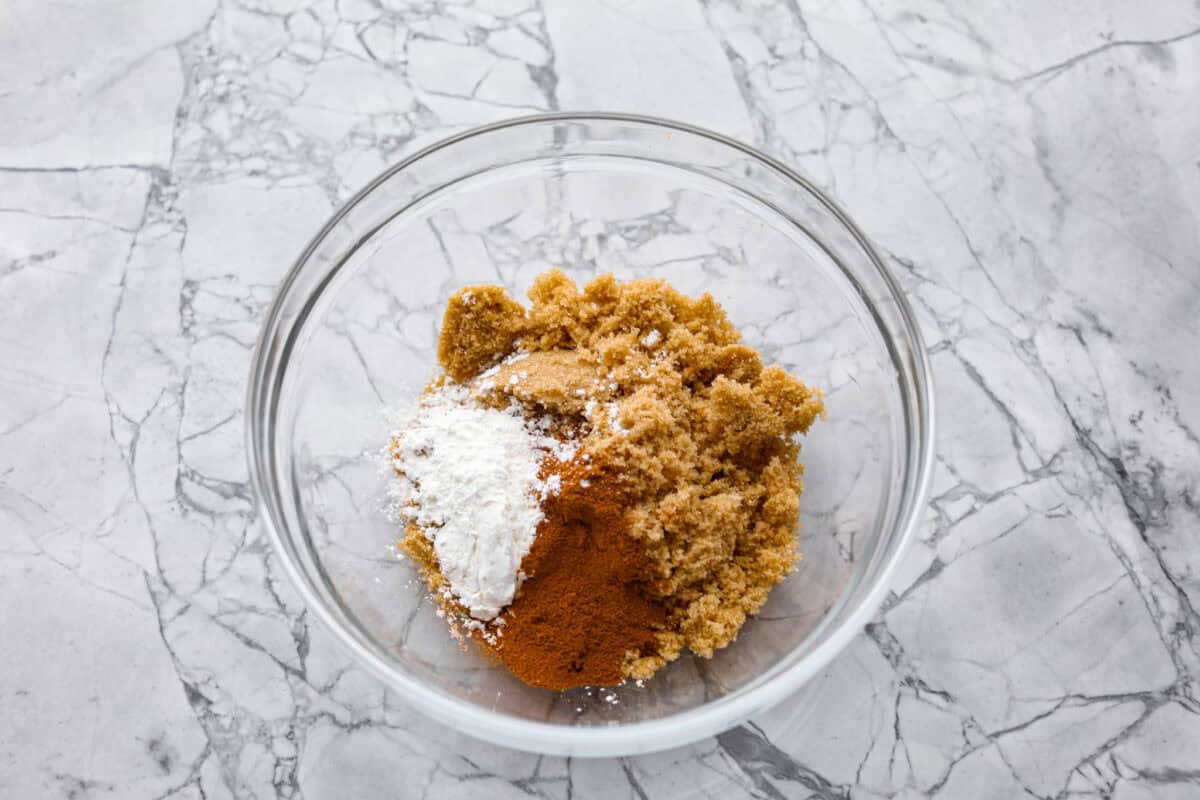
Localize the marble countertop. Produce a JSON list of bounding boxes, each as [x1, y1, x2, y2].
[[3, 0, 1199, 797]]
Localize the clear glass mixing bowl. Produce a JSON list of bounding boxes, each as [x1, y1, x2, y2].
[[247, 113, 934, 757]]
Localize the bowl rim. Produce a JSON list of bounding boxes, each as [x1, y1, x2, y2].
[[246, 111, 936, 757]]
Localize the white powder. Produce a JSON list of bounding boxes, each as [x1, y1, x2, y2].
[[605, 401, 628, 435], [388, 385, 563, 620], [540, 473, 562, 499], [641, 329, 662, 347]]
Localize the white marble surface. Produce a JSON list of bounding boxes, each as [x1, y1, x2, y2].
[[2, 0, 1198, 797]]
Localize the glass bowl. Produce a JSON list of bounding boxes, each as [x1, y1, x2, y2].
[[247, 113, 934, 757]]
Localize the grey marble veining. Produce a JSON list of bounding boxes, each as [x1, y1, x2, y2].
[[2, 0, 1198, 797]]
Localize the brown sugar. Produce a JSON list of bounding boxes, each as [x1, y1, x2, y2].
[[437, 285, 526, 382], [489, 349, 598, 416], [403, 268, 824, 684]]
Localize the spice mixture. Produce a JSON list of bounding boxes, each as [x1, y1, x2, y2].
[[387, 269, 824, 690]]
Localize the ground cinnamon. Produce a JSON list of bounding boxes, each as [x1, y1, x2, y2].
[[483, 463, 665, 690]]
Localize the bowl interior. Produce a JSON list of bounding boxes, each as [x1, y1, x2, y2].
[[258, 117, 924, 747]]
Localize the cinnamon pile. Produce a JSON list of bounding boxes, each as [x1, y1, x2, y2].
[[482, 462, 665, 689]]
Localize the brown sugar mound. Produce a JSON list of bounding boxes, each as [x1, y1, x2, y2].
[[412, 269, 824, 681]]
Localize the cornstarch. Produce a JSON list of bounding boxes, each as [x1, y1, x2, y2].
[[387, 384, 565, 620]]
